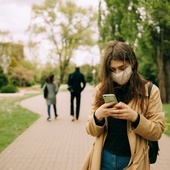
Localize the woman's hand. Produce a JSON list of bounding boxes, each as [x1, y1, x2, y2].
[[95, 102, 117, 121], [108, 102, 138, 122]]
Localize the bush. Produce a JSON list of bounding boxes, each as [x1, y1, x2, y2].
[[40, 74, 47, 88], [9, 67, 35, 87], [0, 84, 18, 93], [0, 73, 8, 89]]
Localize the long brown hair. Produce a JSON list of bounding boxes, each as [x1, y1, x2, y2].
[[95, 40, 148, 112], [45, 74, 54, 83]]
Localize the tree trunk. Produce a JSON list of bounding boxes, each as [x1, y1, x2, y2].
[[164, 57, 170, 103], [60, 70, 65, 84], [157, 46, 166, 103]]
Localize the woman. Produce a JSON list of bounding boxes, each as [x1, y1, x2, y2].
[[43, 74, 59, 121], [81, 40, 165, 170]]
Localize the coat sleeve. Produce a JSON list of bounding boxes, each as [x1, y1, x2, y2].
[[86, 86, 106, 137], [42, 83, 46, 90], [54, 82, 58, 94], [133, 84, 165, 141], [67, 74, 72, 86], [81, 74, 86, 91]]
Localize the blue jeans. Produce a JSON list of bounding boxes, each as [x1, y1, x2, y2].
[[101, 149, 130, 170], [47, 105, 57, 117]]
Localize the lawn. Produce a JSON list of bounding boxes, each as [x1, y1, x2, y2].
[[0, 94, 40, 153], [163, 104, 170, 136]]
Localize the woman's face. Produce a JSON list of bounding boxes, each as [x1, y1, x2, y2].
[[109, 59, 133, 85], [109, 59, 130, 74]]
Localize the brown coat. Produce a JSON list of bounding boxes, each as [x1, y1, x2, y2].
[[81, 83, 165, 170]]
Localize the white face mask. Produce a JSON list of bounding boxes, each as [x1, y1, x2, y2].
[[111, 65, 133, 85]]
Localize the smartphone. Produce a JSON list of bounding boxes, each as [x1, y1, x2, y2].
[[103, 94, 118, 104]]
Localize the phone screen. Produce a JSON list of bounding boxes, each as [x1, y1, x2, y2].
[[103, 94, 118, 103]]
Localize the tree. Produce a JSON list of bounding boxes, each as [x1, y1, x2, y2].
[[0, 42, 24, 74], [98, 0, 140, 49], [98, 0, 170, 103], [0, 30, 12, 42], [27, 0, 97, 83], [138, 0, 170, 103]]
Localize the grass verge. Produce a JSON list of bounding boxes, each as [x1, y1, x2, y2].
[[163, 104, 170, 136], [0, 94, 40, 153]]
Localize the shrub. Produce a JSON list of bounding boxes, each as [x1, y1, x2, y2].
[[9, 67, 35, 87], [0, 84, 18, 93], [0, 73, 8, 89], [86, 74, 93, 83], [40, 74, 47, 88]]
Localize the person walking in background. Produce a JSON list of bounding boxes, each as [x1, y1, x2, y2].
[[67, 67, 86, 122], [81, 40, 165, 170], [43, 74, 59, 121]]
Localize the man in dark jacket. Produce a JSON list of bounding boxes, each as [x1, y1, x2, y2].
[[67, 67, 86, 121]]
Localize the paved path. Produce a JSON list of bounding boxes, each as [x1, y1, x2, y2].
[[0, 84, 169, 170]]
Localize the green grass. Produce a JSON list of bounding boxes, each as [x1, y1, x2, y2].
[[163, 104, 170, 136], [0, 94, 40, 153]]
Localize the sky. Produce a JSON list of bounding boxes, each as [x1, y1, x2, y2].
[[0, 0, 100, 66]]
